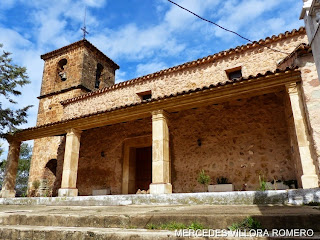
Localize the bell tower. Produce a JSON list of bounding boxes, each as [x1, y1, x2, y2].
[[29, 40, 119, 196], [37, 40, 119, 125]]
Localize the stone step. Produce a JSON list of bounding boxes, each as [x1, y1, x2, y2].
[[0, 225, 185, 240], [0, 225, 265, 240], [1, 212, 320, 231], [0, 205, 320, 231], [1, 225, 320, 240]]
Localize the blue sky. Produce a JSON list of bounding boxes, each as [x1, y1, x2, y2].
[[0, 0, 304, 156]]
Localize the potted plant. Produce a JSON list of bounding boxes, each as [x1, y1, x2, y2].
[[208, 177, 234, 192], [197, 169, 211, 192]]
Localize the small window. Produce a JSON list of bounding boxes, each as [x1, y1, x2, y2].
[[95, 63, 104, 89], [226, 67, 242, 80], [142, 94, 152, 101], [137, 90, 152, 101], [57, 59, 67, 81]]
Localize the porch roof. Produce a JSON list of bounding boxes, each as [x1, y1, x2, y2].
[[9, 67, 301, 142]]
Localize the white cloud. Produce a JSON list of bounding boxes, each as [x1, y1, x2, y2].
[[89, 0, 224, 62], [83, 0, 107, 8], [115, 70, 127, 83], [90, 24, 186, 61], [0, 0, 16, 10], [164, 0, 221, 30], [209, 0, 304, 44], [0, 28, 31, 51], [136, 61, 168, 77]]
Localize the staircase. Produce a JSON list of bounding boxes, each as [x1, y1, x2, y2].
[[0, 204, 319, 239]]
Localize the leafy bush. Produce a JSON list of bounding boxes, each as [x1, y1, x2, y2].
[[146, 221, 205, 230], [258, 175, 269, 191], [32, 180, 40, 190], [197, 169, 211, 186]]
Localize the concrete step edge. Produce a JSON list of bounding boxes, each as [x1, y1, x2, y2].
[[1, 214, 320, 231], [1, 225, 320, 240]]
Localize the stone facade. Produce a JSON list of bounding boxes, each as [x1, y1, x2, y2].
[[4, 27, 317, 198]]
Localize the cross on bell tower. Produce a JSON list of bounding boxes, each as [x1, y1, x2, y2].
[[81, 7, 89, 39]]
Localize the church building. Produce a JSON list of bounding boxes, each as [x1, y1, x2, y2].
[[1, 27, 320, 198]]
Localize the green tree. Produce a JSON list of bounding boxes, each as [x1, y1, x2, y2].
[[0, 143, 32, 196], [0, 143, 3, 157], [0, 43, 32, 137]]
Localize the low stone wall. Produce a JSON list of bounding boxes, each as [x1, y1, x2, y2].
[[0, 189, 319, 206]]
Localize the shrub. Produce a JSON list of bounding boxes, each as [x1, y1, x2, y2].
[[228, 217, 262, 231], [32, 180, 40, 190], [197, 169, 211, 186], [258, 175, 269, 191]]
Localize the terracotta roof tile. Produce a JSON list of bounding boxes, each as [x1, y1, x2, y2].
[[20, 67, 299, 133], [61, 27, 306, 106]]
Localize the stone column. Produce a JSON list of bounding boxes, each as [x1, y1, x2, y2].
[[286, 83, 319, 188], [58, 128, 82, 197], [0, 139, 21, 198], [150, 110, 172, 194]]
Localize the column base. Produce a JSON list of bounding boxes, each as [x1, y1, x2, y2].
[[301, 175, 319, 189], [149, 183, 172, 194], [58, 188, 78, 197], [0, 190, 16, 198]]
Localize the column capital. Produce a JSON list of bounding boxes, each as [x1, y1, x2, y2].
[[5, 135, 21, 146], [66, 128, 82, 137], [285, 83, 298, 95], [151, 110, 170, 120]]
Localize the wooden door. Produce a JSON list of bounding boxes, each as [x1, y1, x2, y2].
[[135, 146, 152, 191]]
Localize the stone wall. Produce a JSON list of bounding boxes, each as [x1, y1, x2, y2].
[[40, 45, 115, 97], [77, 118, 152, 195], [63, 34, 308, 119], [28, 136, 65, 196], [170, 92, 294, 192], [40, 48, 84, 96], [82, 48, 115, 90], [75, 92, 295, 194], [37, 89, 86, 125]]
